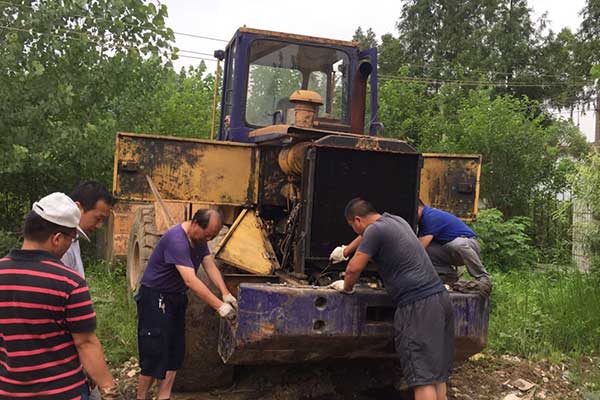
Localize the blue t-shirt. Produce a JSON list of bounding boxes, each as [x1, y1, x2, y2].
[[418, 206, 476, 245], [357, 213, 444, 306], [140, 224, 210, 293]]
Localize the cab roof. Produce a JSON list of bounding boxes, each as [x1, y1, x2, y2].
[[237, 27, 358, 48]]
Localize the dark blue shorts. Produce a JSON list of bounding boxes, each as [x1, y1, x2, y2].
[[136, 285, 188, 379]]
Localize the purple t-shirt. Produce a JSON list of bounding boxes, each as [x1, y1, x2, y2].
[[140, 224, 210, 293]]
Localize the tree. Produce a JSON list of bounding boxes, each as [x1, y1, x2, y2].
[[0, 0, 217, 232], [352, 26, 377, 50]]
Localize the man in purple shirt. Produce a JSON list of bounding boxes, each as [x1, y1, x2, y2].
[[135, 209, 237, 400]]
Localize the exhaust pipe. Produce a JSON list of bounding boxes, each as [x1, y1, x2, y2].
[[350, 60, 373, 134]]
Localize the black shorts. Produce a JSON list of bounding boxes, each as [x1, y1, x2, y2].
[[136, 285, 188, 379], [394, 290, 454, 387]]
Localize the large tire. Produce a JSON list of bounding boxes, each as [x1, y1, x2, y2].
[[174, 226, 234, 392], [126, 206, 161, 295]]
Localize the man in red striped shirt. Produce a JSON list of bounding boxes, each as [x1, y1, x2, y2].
[[0, 192, 121, 400]]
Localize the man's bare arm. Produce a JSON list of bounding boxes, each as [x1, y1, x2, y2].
[[176, 265, 223, 310], [201, 255, 231, 297], [343, 236, 363, 258], [419, 234, 434, 249], [344, 252, 370, 292], [72, 332, 115, 390]]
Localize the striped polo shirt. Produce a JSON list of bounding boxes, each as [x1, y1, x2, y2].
[[0, 249, 96, 400]]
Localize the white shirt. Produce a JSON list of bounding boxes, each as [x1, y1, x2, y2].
[[61, 240, 85, 278]]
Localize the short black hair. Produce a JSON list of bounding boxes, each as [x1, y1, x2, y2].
[[418, 199, 426, 207], [23, 211, 75, 242], [192, 209, 223, 229], [344, 198, 377, 220], [70, 181, 115, 211]]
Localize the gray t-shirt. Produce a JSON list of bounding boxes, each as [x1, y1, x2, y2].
[[61, 240, 85, 277], [357, 213, 443, 306]]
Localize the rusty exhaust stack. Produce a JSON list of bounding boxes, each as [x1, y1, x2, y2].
[[350, 60, 373, 134]]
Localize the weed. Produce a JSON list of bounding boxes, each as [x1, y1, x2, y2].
[[85, 260, 137, 367], [489, 268, 600, 359]]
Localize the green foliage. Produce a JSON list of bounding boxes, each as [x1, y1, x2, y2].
[[352, 26, 377, 50], [0, 230, 21, 256], [470, 209, 537, 272], [85, 260, 136, 366], [379, 84, 589, 218], [489, 269, 600, 358], [0, 1, 217, 231], [592, 65, 600, 80]]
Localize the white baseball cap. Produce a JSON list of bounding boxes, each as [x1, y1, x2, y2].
[[32, 192, 90, 242]]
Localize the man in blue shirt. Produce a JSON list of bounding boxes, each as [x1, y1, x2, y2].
[[417, 200, 491, 296], [135, 208, 237, 400], [329, 198, 453, 400]]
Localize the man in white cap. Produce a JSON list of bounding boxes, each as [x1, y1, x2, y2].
[[0, 193, 122, 400]]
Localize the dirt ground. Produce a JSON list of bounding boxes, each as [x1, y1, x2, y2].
[[113, 354, 591, 400]]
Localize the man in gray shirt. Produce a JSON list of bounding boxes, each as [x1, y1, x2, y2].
[[329, 198, 453, 400], [61, 182, 114, 277]]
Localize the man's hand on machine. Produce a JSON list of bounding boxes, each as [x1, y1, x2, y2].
[[329, 245, 349, 264], [223, 293, 238, 310], [217, 303, 237, 323], [328, 280, 355, 294]]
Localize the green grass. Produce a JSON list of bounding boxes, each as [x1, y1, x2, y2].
[[85, 260, 137, 367], [489, 267, 600, 360]]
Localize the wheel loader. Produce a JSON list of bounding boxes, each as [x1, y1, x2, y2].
[[106, 27, 489, 391]]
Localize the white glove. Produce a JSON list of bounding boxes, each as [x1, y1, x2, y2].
[[328, 280, 355, 294], [223, 293, 238, 310], [217, 303, 237, 323], [329, 245, 349, 264]]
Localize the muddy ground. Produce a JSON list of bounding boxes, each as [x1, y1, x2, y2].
[[114, 354, 596, 400]]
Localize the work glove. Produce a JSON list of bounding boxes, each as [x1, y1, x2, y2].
[[218, 302, 237, 323], [329, 245, 349, 264], [328, 280, 355, 294], [98, 385, 124, 400], [223, 293, 238, 310]]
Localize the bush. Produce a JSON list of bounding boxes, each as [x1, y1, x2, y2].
[[470, 208, 538, 272]]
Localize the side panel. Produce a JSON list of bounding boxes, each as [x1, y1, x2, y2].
[[113, 132, 259, 206], [420, 154, 482, 220]]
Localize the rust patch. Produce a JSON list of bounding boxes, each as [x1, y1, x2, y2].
[[355, 137, 381, 151], [238, 27, 358, 48]]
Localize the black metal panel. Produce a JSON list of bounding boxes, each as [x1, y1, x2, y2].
[[257, 145, 287, 207], [303, 145, 421, 260]]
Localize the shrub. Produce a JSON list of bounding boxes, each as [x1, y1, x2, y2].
[[470, 208, 537, 272]]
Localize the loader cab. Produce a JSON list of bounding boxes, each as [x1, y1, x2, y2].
[[217, 27, 378, 142]]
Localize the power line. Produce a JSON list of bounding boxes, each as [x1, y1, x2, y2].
[[378, 74, 594, 88], [173, 31, 227, 43], [397, 61, 590, 81], [178, 49, 215, 58]]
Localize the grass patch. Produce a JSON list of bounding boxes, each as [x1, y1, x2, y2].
[[85, 259, 137, 367], [489, 267, 600, 360]]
